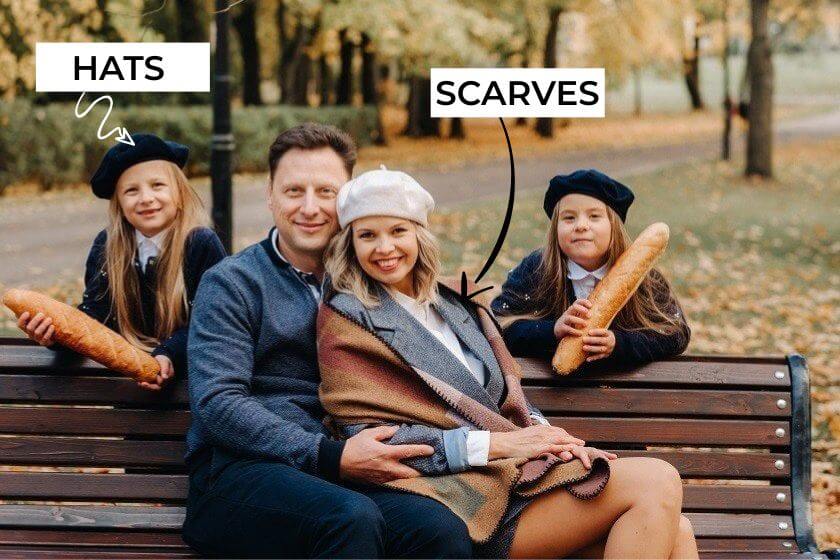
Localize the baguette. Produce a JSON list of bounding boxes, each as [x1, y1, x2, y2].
[[3, 288, 160, 382], [552, 222, 670, 375]]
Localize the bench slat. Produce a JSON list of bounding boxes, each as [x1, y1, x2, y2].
[[0, 529, 186, 548], [0, 437, 789, 477], [0, 546, 195, 559], [525, 387, 791, 417], [520, 358, 790, 387], [0, 473, 187, 502], [0, 472, 791, 511], [0, 437, 186, 468], [0, 506, 795, 538], [0, 407, 190, 436], [695, 538, 800, 552], [547, 416, 790, 446], [685, 513, 794, 538], [607, 450, 790, 478], [0, 375, 188, 406]]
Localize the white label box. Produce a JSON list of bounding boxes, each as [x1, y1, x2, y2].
[[36, 42, 210, 92], [431, 68, 605, 118]]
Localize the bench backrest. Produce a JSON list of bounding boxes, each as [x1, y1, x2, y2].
[[0, 339, 819, 557]]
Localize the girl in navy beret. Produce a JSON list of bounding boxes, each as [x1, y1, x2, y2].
[[491, 169, 690, 369], [17, 134, 226, 390]]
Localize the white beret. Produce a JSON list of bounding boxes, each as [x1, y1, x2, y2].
[[337, 166, 435, 229]]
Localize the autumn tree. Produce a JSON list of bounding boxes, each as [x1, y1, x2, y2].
[[745, 0, 772, 177]]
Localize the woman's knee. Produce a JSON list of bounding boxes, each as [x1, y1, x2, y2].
[[614, 457, 683, 512]]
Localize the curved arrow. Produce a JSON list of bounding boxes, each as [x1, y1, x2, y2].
[[460, 117, 515, 301], [74, 92, 135, 146]]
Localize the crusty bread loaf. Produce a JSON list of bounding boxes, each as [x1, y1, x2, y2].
[[552, 222, 670, 375], [3, 288, 160, 382]]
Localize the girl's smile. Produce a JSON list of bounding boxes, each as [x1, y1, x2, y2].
[[116, 161, 179, 237]]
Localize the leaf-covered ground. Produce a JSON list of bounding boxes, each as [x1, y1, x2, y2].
[[1, 137, 837, 548]]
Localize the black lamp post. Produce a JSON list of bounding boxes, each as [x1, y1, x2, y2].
[[211, 0, 234, 253]]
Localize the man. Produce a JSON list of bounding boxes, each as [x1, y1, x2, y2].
[[182, 123, 472, 558]]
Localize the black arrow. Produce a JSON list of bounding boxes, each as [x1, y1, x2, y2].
[[460, 117, 515, 301]]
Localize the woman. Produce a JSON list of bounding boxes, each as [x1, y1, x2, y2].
[[318, 168, 698, 559]]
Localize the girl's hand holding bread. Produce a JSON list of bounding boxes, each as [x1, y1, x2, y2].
[[18, 311, 56, 347], [553, 298, 592, 339]]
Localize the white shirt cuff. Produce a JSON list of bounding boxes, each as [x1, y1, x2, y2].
[[530, 413, 550, 425], [465, 430, 490, 466]]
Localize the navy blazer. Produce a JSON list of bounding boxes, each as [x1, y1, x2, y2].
[[324, 281, 547, 476], [491, 249, 690, 367], [69, 226, 226, 373]]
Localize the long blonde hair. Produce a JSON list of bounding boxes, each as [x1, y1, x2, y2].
[[324, 223, 441, 308], [104, 162, 209, 351], [502, 204, 685, 336]]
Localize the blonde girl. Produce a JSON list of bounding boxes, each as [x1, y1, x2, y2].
[[18, 134, 226, 389]]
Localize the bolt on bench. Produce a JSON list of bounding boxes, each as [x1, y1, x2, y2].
[[0, 337, 835, 558]]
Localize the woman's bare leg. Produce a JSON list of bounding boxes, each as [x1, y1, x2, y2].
[[670, 515, 699, 559], [509, 457, 685, 559], [567, 516, 697, 560]]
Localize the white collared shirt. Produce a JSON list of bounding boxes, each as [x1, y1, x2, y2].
[[567, 260, 609, 300], [135, 229, 166, 272], [271, 229, 322, 300]]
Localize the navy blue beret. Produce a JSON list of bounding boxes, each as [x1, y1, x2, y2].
[[90, 133, 189, 199], [543, 169, 635, 222]]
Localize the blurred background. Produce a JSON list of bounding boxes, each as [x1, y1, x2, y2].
[[0, 0, 838, 547]]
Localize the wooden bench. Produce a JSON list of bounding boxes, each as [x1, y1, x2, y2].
[[0, 337, 834, 558]]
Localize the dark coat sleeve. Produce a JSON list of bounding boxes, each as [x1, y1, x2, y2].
[[77, 230, 114, 326], [152, 227, 227, 373], [491, 250, 557, 359], [601, 271, 691, 368]]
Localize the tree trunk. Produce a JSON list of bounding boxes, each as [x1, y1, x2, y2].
[[450, 118, 465, 139], [535, 6, 562, 138], [745, 0, 773, 177], [405, 76, 439, 137], [280, 22, 308, 105], [174, 0, 207, 41], [174, 0, 207, 105], [632, 66, 643, 116], [336, 29, 355, 105], [683, 20, 704, 110], [360, 33, 378, 105], [232, 1, 262, 106], [319, 55, 333, 105], [276, 1, 287, 97], [721, 0, 732, 160]]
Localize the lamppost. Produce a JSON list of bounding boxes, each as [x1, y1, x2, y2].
[[211, 0, 234, 253]]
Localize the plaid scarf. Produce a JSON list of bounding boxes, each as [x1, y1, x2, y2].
[[317, 296, 609, 544]]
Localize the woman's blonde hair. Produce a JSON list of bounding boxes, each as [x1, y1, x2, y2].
[[501, 203, 685, 336], [104, 162, 209, 352], [324, 222, 441, 307]]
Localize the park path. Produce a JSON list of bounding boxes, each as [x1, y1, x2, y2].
[[1, 108, 838, 287]]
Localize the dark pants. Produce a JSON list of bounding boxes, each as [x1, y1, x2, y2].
[[182, 450, 472, 558]]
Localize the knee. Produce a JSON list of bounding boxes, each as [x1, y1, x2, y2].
[[415, 513, 472, 558], [678, 515, 695, 539], [624, 458, 683, 513], [331, 494, 386, 535]]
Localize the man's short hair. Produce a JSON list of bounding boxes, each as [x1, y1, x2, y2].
[[268, 123, 357, 179]]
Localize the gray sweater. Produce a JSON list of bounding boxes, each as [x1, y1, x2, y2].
[[186, 230, 344, 480]]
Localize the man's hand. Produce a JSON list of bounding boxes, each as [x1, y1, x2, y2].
[[339, 425, 434, 484]]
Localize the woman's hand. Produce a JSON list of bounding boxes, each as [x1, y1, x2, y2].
[[553, 299, 592, 340], [557, 446, 618, 469], [583, 328, 616, 362], [138, 355, 175, 391], [489, 425, 586, 461], [17, 311, 55, 347]]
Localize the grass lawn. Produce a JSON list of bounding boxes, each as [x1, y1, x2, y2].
[[430, 137, 839, 548]]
